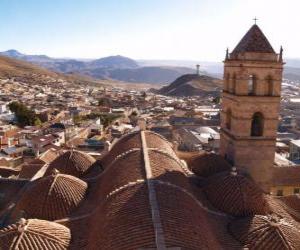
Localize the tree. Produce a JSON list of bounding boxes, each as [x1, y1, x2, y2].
[[8, 101, 42, 127]]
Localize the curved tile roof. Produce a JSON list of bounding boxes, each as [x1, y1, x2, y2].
[[12, 173, 87, 221], [88, 183, 156, 249], [100, 131, 142, 168], [277, 195, 300, 222], [144, 131, 175, 156], [231, 24, 275, 55], [229, 214, 300, 249], [204, 171, 270, 216], [45, 150, 95, 178], [188, 152, 231, 178], [154, 181, 224, 249], [0, 218, 71, 250]]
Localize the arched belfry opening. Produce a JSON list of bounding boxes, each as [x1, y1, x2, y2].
[[248, 75, 256, 95], [251, 112, 264, 136], [226, 109, 232, 130]]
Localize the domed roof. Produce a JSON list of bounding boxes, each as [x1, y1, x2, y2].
[[204, 171, 270, 216], [0, 218, 71, 249], [13, 172, 87, 220], [188, 152, 231, 177], [229, 214, 300, 249], [45, 150, 95, 178]]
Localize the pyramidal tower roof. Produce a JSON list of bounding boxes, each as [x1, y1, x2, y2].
[[231, 24, 275, 55]]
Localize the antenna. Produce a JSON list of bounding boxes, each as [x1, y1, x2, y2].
[[196, 64, 200, 75]]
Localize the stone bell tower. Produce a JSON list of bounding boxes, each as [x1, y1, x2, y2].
[[220, 24, 284, 190]]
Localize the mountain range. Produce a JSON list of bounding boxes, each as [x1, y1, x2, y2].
[[0, 50, 196, 84], [2, 49, 300, 84]]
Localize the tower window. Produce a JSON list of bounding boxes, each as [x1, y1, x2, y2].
[[226, 109, 232, 130], [251, 112, 264, 136], [248, 75, 256, 95]]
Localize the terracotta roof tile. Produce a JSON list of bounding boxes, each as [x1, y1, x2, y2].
[[87, 183, 156, 249], [12, 173, 87, 221], [188, 152, 231, 177], [204, 172, 270, 216], [231, 24, 275, 55], [96, 149, 146, 200], [229, 214, 300, 249], [0, 218, 71, 249], [45, 150, 95, 178], [100, 131, 142, 168], [154, 182, 223, 249]]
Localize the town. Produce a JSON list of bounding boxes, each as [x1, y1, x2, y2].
[[0, 63, 300, 197], [1, 0, 300, 249]]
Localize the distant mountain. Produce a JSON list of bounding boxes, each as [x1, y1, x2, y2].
[[0, 50, 197, 84], [158, 74, 222, 97], [88, 55, 138, 69]]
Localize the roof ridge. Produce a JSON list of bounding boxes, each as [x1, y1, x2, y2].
[[12, 219, 28, 249], [141, 130, 166, 250]]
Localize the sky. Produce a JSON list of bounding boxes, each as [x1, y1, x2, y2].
[[0, 0, 299, 61]]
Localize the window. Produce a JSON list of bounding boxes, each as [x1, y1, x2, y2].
[[251, 112, 264, 136], [277, 189, 283, 196], [248, 75, 256, 95], [294, 188, 300, 194], [226, 109, 232, 130]]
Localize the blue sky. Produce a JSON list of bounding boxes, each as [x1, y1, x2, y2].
[[1, 0, 299, 61]]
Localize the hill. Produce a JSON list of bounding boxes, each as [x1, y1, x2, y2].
[[158, 74, 222, 97], [88, 55, 138, 69], [0, 55, 109, 87]]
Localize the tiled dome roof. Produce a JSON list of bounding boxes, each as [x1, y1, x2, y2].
[[45, 150, 95, 178], [229, 214, 300, 249], [188, 152, 231, 177], [0, 218, 71, 249], [204, 171, 270, 216], [100, 131, 142, 168], [13, 172, 87, 220]]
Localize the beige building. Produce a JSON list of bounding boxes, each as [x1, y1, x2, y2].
[[220, 24, 284, 191]]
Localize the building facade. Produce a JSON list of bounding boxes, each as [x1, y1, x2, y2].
[[220, 24, 284, 190]]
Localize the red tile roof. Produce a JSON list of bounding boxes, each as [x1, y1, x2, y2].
[[204, 171, 270, 216], [229, 214, 300, 249], [0, 218, 71, 249], [45, 150, 95, 178], [231, 24, 275, 55], [1, 130, 299, 249], [188, 152, 231, 177], [12, 173, 87, 221]]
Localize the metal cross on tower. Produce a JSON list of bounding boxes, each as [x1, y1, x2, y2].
[[253, 17, 258, 24]]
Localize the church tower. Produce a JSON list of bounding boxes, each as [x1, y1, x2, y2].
[[220, 24, 284, 190]]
